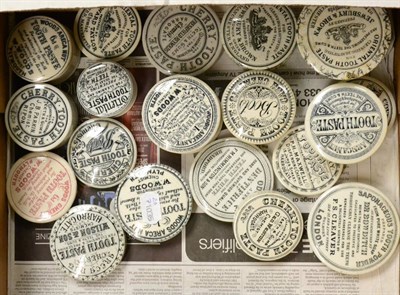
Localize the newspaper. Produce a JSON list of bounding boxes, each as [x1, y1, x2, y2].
[[7, 8, 400, 295]]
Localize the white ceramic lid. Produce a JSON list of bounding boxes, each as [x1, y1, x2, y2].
[[77, 61, 137, 117], [221, 5, 297, 70], [142, 5, 222, 76], [221, 70, 296, 145], [233, 191, 303, 261], [308, 182, 400, 275], [189, 138, 274, 222], [74, 7, 142, 61], [273, 125, 343, 196], [351, 76, 396, 129], [7, 16, 80, 84], [67, 118, 137, 188], [142, 75, 222, 154], [7, 152, 77, 223], [304, 83, 387, 164], [115, 164, 192, 243], [297, 6, 392, 80], [5, 84, 78, 152], [50, 204, 126, 281]]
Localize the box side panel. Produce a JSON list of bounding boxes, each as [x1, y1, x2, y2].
[[0, 12, 8, 295]]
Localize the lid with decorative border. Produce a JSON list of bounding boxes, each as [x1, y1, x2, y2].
[[50, 204, 126, 281]]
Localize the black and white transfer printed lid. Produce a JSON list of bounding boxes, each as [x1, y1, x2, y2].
[[7, 152, 77, 223], [351, 76, 396, 129], [273, 125, 343, 196], [67, 118, 137, 188], [77, 61, 137, 117], [5, 84, 78, 152], [189, 138, 274, 222], [308, 182, 400, 275], [221, 70, 296, 145], [7, 16, 80, 84], [115, 164, 192, 243], [221, 5, 297, 70], [142, 75, 221, 154], [50, 204, 126, 281], [304, 83, 387, 164], [142, 5, 222, 76], [297, 6, 392, 80], [74, 7, 142, 61], [233, 191, 303, 261]]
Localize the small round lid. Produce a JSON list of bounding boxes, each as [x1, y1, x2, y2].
[[221, 70, 296, 145], [233, 191, 303, 261], [7, 152, 77, 223], [115, 164, 192, 243], [189, 138, 274, 222], [221, 5, 297, 70], [142, 75, 222, 154], [5, 84, 78, 152], [77, 61, 137, 117], [304, 83, 387, 164], [273, 125, 343, 196], [351, 76, 396, 129], [74, 7, 142, 61], [50, 204, 126, 281], [308, 182, 400, 275], [142, 5, 222, 76], [297, 6, 392, 80], [7, 16, 79, 83], [67, 118, 137, 188]]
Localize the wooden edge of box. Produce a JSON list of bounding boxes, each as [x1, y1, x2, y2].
[[0, 12, 8, 295]]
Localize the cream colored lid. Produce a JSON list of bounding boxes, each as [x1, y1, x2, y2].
[[308, 182, 400, 275], [7, 152, 77, 223]]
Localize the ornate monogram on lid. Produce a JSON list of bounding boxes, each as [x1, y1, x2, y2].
[[221, 5, 297, 70], [305, 83, 387, 164], [50, 205, 126, 281], [273, 125, 343, 196], [67, 118, 137, 188], [221, 70, 296, 145], [189, 138, 274, 222], [77, 61, 137, 117], [142, 5, 222, 76], [233, 191, 303, 261], [115, 164, 192, 243], [308, 183, 400, 275], [7, 16, 80, 84], [297, 6, 392, 80], [142, 75, 221, 154], [5, 84, 78, 152], [74, 7, 142, 61]]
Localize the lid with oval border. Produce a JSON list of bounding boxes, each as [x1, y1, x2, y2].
[[221, 5, 297, 70], [5, 84, 78, 152], [350, 77, 396, 129], [7, 16, 80, 84], [74, 7, 142, 61], [297, 6, 392, 80], [49, 204, 126, 281], [67, 118, 137, 188], [221, 70, 296, 145], [115, 164, 192, 243], [142, 75, 222, 154], [189, 138, 274, 222], [304, 83, 387, 164], [7, 152, 77, 223], [233, 191, 303, 261], [142, 5, 222, 76], [77, 61, 137, 117], [308, 182, 400, 275], [273, 125, 343, 196]]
